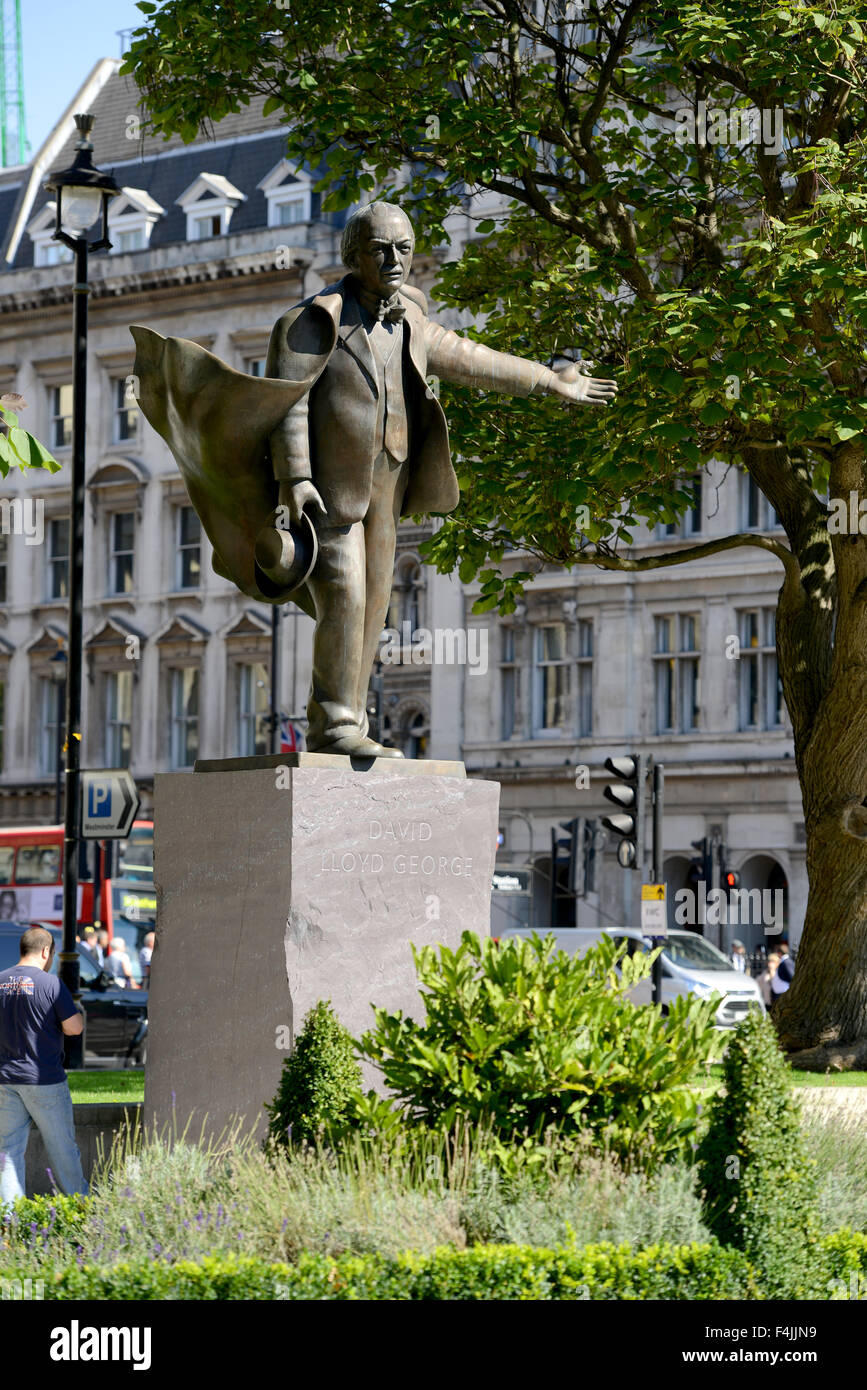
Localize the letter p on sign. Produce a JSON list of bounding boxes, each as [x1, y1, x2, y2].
[[87, 781, 111, 818]]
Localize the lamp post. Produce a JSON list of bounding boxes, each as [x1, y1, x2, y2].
[[49, 646, 67, 824], [44, 114, 120, 1068]]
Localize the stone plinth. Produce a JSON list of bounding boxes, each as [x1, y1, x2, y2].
[[144, 759, 499, 1143]]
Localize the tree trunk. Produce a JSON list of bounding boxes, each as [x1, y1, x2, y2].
[[774, 669, 867, 1069]]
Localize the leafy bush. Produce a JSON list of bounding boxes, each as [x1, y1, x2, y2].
[[265, 1000, 361, 1150], [8, 1230, 867, 1299], [355, 932, 722, 1171], [0, 1241, 756, 1300], [0, 1126, 709, 1267], [696, 1008, 823, 1297], [1, 1194, 88, 1250]]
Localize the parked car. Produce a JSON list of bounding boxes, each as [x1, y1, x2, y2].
[[497, 925, 763, 1027], [0, 922, 148, 1065]]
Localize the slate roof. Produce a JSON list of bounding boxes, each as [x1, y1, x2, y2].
[[2, 63, 347, 272]]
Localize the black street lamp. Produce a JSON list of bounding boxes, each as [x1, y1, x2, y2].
[[48, 645, 67, 824], [44, 114, 120, 1069]]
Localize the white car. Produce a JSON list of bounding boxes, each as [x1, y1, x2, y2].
[[497, 925, 763, 1027]]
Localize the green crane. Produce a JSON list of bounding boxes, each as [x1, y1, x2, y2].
[[0, 0, 26, 167]]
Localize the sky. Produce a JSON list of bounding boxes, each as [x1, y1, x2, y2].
[[22, 0, 149, 158]]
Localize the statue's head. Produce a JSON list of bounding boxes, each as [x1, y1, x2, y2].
[[341, 201, 414, 299]]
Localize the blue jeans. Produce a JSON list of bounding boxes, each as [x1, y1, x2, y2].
[[0, 1081, 88, 1208]]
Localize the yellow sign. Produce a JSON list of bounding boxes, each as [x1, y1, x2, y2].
[[641, 884, 666, 901]]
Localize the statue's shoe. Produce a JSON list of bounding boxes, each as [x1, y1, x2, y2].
[[312, 734, 404, 759]]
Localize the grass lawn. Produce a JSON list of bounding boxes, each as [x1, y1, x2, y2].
[[68, 1069, 144, 1105], [695, 1063, 867, 1089]]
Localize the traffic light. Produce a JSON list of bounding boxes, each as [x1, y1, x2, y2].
[[583, 818, 600, 896], [718, 843, 741, 898], [550, 817, 582, 926], [687, 836, 713, 888], [601, 755, 648, 871]]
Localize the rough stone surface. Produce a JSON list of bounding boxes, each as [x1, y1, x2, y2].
[[145, 763, 499, 1142]]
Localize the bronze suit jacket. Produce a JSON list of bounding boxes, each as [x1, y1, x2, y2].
[[130, 278, 552, 610], [267, 276, 554, 525]]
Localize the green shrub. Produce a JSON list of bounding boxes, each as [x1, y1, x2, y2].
[[6, 1233, 866, 1299], [265, 1000, 361, 1149], [1, 1193, 89, 1248], [0, 1241, 756, 1300], [355, 932, 722, 1171], [696, 1008, 824, 1297]]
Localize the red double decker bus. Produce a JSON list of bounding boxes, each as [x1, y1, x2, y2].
[[0, 820, 153, 930]]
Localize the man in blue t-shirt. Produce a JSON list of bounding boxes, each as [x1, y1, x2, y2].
[[0, 925, 88, 1208]]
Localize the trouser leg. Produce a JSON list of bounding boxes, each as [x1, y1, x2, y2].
[[19, 1081, 87, 1198], [304, 522, 367, 748], [0, 1084, 32, 1208], [355, 451, 409, 729]]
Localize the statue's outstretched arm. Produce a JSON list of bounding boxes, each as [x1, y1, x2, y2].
[[424, 321, 617, 406]]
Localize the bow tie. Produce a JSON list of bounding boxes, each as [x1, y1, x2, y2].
[[356, 286, 406, 324]]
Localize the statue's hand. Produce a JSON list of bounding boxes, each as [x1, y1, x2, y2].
[[549, 362, 617, 406], [277, 479, 327, 527]]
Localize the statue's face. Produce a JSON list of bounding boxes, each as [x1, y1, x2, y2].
[[353, 208, 414, 298]]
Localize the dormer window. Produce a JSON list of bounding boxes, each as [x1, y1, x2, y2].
[[258, 160, 313, 229], [177, 173, 246, 242], [107, 188, 164, 255], [26, 202, 73, 267]]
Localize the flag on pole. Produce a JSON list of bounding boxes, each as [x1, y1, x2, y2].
[[280, 715, 304, 753]]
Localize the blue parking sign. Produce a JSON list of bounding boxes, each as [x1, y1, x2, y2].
[[87, 781, 112, 818]]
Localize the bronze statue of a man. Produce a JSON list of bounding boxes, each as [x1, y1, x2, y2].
[[131, 200, 615, 759]]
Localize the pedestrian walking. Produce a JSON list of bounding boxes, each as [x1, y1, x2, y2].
[[770, 942, 794, 1003], [0, 925, 87, 1208], [731, 939, 747, 973], [758, 951, 780, 1008]]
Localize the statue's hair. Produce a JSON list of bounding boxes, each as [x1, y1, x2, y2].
[[340, 201, 414, 269]]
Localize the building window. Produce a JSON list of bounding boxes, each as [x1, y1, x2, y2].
[[655, 474, 703, 539], [38, 677, 64, 775], [113, 377, 139, 443], [47, 517, 69, 600], [109, 512, 135, 595], [742, 473, 780, 530], [170, 668, 199, 769], [237, 662, 269, 756], [259, 163, 313, 228], [105, 669, 133, 767], [501, 627, 519, 740], [532, 623, 569, 735], [274, 197, 307, 226], [36, 240, 73, 267], [739, 609, 784, 730], [192, 212, 224, 240], [654, 614, 700, 733], [0, 534, 7, 603], [176, 506, 201, 590], [577, 619, 593, 737], [50, 384, 73, 449], [246, 358, 267, 378], [114, 227, 145, 252]]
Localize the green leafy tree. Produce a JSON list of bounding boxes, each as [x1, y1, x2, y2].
[[0, 394, 59, 476], [696, 1008, 823, 1297], [124, 1, 867, 1064], [356, 931, 721, 1171], [265, 999, 361, 1149]]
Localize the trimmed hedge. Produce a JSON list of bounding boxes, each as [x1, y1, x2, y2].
[[3, 1232, 866, 1300]]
